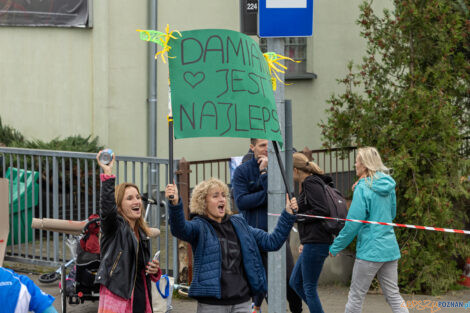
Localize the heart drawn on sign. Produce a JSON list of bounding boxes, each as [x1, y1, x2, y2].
[[183, 71, 205, 89]]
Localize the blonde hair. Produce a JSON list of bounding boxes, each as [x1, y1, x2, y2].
[[190, 178, 232, 216], [293, 152, 324, 175], [356, 147, 389, 177], [115, 182, 151, 236]]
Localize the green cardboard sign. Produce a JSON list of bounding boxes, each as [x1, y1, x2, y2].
[[168, 29, 282, 144]]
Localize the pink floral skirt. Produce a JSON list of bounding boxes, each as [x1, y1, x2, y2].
[[97, 270, 160, 313]]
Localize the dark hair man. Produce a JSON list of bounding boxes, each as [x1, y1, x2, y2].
[[232, 138, 302, 313]]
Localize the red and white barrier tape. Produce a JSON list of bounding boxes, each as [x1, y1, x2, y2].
[[268, 213, 470, 235]]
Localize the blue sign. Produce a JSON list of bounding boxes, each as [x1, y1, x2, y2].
[[258, 0, 313, 37]]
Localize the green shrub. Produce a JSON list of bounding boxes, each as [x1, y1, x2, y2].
[[12, 135, 103, 153], [0, 116, 103, 153], [0, 117, 25, 146], [321, 0, 470, 294]]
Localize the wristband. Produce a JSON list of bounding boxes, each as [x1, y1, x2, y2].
[[260, 168, 267, 174]]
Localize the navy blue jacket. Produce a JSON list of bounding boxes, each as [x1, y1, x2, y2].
[[232, 157, 268, 230], [169, 200, 296, 299]]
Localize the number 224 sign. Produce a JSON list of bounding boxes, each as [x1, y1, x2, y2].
[[246, 0, 258, 12]]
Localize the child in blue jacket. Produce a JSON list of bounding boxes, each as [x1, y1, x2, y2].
[[0, 267, 57, 313], [165, 178, 296, 313]]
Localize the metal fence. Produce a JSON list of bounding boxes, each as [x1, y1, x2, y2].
[[0, 147, 177, 277], [309, 147, 357, 198], [186, 146, 357, 200], [189, 158, 232, 187]]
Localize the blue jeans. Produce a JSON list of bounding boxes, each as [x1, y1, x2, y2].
[[289, 243, 329, 313]]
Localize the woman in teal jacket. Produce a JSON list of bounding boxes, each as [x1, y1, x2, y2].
[[329, 147, 408, 313]]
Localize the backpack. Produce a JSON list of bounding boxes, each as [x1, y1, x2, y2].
[[310, 176, 348, 236], [80, 214, 101, 254]]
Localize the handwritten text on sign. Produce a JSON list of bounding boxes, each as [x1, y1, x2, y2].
[[168, 29, 282, 144]]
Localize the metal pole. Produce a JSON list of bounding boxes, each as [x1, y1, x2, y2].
[[52, 157, 59, 262], [267, 37, 286, 313], [168, 82, 175, 190], [173, 219, 179, 281], [148, 0, 158, 157], [169, 120, 174, 182]]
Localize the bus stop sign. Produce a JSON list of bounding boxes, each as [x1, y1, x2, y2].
[[258, 0, 313, 37]]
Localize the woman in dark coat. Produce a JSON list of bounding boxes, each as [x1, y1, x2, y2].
[[289, 152, 334, 313]]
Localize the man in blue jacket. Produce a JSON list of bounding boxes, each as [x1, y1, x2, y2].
[[233, 138, 269, 231], [232, 138, 302, 313]]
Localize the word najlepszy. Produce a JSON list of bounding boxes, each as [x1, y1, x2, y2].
[[179, 102, 280, 136]]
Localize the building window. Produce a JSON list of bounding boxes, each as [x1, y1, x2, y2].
[[0, 0, 91, 28], [259, 37, 315, 80]]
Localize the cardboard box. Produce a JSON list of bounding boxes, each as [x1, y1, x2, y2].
[[0, 178, 9, 266], [31, 217, 160, 238]]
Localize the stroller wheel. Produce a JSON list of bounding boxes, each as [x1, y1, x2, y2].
[[39, 272, 59, 284], [60, 265, 67, 313]]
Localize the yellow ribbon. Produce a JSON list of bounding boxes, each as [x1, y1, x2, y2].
[[137, 24, 182, 63], [263, 52, 301, 91]]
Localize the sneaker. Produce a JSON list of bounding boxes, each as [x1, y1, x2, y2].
[[251, 302, 261, 313]]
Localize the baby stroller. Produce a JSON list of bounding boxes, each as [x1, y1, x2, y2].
[[60, 214, 101, 313]]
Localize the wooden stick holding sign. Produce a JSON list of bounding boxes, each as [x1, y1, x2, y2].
[[272, 140, 296, 213]]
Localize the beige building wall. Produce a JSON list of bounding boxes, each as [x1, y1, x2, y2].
[[0, 26, 93, 142], [0, 0, 387, 161], [290, 0, 368, 150]]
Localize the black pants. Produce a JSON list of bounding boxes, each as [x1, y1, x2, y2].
[[253, 237, 303, 313]]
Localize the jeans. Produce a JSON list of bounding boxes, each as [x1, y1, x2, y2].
[[197, 300, 252, 313], [289, 243, 330, 313], [345, 259, 408, 313]]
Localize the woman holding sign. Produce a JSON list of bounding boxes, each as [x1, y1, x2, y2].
[[165, 178, 296, 313], [95, 151, 162, 313], [329, 147, 408, 313]]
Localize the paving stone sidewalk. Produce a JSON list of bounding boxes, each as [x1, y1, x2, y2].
[[27, 272, 470, 313]]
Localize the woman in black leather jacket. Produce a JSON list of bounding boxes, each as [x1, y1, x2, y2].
[[95, 151, 161, 313], [289, 152, 334, 313]]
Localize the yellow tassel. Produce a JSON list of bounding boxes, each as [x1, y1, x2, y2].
[[155, 24, 182, 63], [263, 52, 301, 90], [271, 77, 277, 91]]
